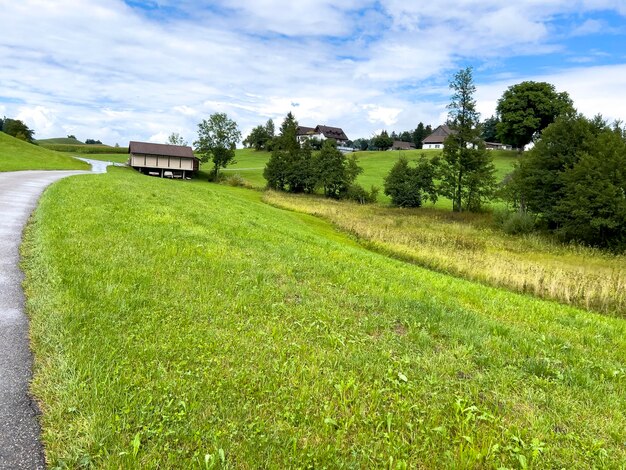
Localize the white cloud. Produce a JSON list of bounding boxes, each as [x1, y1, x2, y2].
[[476, 63, 626, 122], [0, 0, 624, 145]]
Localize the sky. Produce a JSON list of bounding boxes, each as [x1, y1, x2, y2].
[[1, 0, 626, 145]]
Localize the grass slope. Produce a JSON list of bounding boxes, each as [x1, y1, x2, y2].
[[264, 191, 626, 314], [37, 137, 85, 145], [23, 168, 626, 468], [0, 133, 89, 171]]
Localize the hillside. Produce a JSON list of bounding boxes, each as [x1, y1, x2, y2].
[[0, 132, 89, 171], [36, 137, 85, 145], [219, 148, 519, 205], [22, 167, 626, 468]]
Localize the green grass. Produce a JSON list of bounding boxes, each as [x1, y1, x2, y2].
[[73, 152, 130, 163], [39, 143, 128, 154], [22, 167, 626, 468], [0, 133, 89, 171], [37, 137, 85, 145], [264, 191, 626, 314], [222, 148, 518, 204]]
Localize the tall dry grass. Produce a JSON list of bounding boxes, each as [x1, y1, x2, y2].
[[264, 191, 626, 316]]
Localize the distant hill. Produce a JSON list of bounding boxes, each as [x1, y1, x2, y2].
[[0, 132, 89, 171], [36, 137, 86, 145]]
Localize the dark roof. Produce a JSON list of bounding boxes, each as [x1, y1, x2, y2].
[[422, 124, 456, 144], [315, 125, 349, 141], [296, 126, 316, 136], [128, 141, 196, 158], [392, 141, 416, 150]]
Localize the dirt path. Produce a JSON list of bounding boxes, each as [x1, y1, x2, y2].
[[0, 170, 89, 469]]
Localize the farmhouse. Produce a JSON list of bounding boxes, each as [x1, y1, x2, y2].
[[392, 141, 416, 150], [128, 141, 199, 179], [422, 124, 455, 149], [296, 125, 349, 145]]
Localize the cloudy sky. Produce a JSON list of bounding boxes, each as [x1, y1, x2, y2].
[[1, 0, 626, 145]]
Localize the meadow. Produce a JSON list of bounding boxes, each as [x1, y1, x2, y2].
[[22, 167, 626, 468], [0, 133, 89, 171], [264, 192, 626, 315]]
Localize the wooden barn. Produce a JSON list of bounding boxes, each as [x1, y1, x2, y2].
[[128, 141, 199, 179]]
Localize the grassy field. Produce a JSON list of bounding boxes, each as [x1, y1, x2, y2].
[[264, 192, 626, 315], [37, 137, 85, 145], [216, 148, 518, 205], [39, 143, 129, 154], [0, 133, 89, 171], [22, 167, 626, 468]]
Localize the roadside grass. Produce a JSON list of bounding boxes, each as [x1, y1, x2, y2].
[[22, 167, 626, 468], [264, 191, 626, 315], [0, 133, 89, 171]]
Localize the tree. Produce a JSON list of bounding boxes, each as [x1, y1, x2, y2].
[[167, 132, 188, 146], [243, 125, 270, 150], [555, 127, 626, 248], [412, 122, 432, 149], [481, 116, 500, 142], [372, 130, 393, 151], [85, 139, 102, 145], [315, 139, 362, 198], [438, 67, 496, 212], [496, 81, 574, 150], [506, 113, 606, 220], [67, 134, 77, 140], [1, 117, 35, 142], [194, 112, 241, 180], [383, 156, 438, 207], [264, 112, 305, 191]]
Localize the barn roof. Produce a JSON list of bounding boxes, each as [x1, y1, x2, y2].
[[422, 124, 456, 144], [128, 141, 196, 158]]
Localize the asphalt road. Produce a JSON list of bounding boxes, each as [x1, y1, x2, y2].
[[0, 169, 89, 469]]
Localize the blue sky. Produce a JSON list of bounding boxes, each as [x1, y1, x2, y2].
[[1, 0, 625, 145]]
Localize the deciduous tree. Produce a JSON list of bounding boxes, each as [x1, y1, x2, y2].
[[167, 132, 188, 146], [194, 112, 241, 180], [496, 81, 573, 150], [384, 156, 438, 207]]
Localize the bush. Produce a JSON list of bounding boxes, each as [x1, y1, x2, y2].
[[383, 156, 437, 207], [345, 184, 379, 204], [499, 211, 537, 235], [223, 174, 252, 188]]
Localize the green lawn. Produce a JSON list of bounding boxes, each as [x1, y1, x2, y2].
[[0, 133, 89, 171], [22, 167, 626, 468]]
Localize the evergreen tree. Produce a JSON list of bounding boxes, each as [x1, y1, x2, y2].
[[438, 67, 496, 212], [384, 156, 438, 207]]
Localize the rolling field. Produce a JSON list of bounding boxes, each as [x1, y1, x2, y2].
[[0, 133, 89, 171], [22, 167, 626, 468]]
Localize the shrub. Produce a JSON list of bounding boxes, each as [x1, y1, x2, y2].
[[383, 156, 437, 207], [345, 184, 379, 204], [501, 211, 537, 235]]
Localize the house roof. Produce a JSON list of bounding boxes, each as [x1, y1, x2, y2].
[[422, 124, 456, 144], [296, 126, 316, 136], [315, 125, 349, 141], [392, 141, 416, 150], [128, 141, 196, 158]]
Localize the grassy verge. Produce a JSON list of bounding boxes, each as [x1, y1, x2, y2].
[[263, 192, 626, 315], [23, 168, 626, 468], [0, 133, 89, 171]]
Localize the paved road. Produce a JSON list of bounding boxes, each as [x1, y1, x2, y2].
[[0, 169, 89, 469]]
